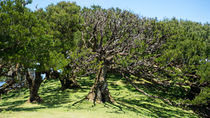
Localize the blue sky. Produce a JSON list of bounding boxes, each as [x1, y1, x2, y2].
[[27, 0, 210, 23]]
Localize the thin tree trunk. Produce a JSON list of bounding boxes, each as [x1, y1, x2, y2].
[[26, 71, 42, 103], [86, 65, 114, 103], [45, 71, 51, 79]]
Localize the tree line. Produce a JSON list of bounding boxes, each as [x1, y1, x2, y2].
[[0, 0, 209, 117]]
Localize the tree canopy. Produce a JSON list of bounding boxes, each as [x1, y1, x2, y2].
[[0, 1, 209, 117]]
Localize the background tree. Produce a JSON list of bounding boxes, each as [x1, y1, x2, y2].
[[44, 1, 82, 90]]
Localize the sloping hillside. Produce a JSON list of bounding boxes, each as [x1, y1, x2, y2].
[[0, 75, 200, 118]]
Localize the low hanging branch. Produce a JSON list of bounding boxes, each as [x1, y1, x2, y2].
[[0, 79, 15, 95], [121, 73, 177, 106]]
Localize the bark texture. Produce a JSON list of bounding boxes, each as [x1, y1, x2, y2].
[[86, 65, 113, 103], [26, 71, 42, 103]]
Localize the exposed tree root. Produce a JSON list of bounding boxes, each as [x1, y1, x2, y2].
[[72, 97, 86, 106], [86, 65, 114, 105]]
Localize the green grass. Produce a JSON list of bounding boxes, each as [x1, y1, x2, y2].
[[0, 75, 200, 118]]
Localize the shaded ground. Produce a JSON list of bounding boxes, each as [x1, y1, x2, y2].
[[0, 75, 200, 118]]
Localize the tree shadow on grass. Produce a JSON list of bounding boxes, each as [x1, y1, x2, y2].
[[107, 74, 123, 81], [40, 90, 72, 108], [3, 106, 45, 112], [78, 76, 94, 88], [1, 79, 71, 112], [0, 99, 31, 112], [105, 74, 197, 117], [117, 98, 197, 118], [0, 76, 197, 117], [38, 81, 72, 108], [125, 77, 187, 100], [1, 88, 28, 100], [122, 78, 187, 103], [111, 101, 140, 114], [107, 72, 187, 101], [39, 79, 89, 108], [0, 99, 26, 109]]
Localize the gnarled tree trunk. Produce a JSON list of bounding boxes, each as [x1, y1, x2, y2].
[[59, 73, 80, 90], [26, 71, 42, 103], [86, 65, 113, 103]]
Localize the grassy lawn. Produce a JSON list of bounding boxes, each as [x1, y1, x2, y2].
[[0, 75, 200, 118]]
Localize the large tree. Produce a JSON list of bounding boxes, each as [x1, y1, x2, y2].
[[80, 6, 148, 103], [0, 0, 54, 103]]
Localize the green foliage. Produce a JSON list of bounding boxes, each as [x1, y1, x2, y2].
[[191, 87, 210, 105], [153, 19, 210, 107], [0, 1, 209, 116], [48, 51, 68, 71], [45, 1, 81, 53], [197, 61, 210, 84], [0, 0, 54, 72], [42, 1, 82, 76]]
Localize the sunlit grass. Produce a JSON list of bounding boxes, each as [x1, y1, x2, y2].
[[0, 75, 200, 118]]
